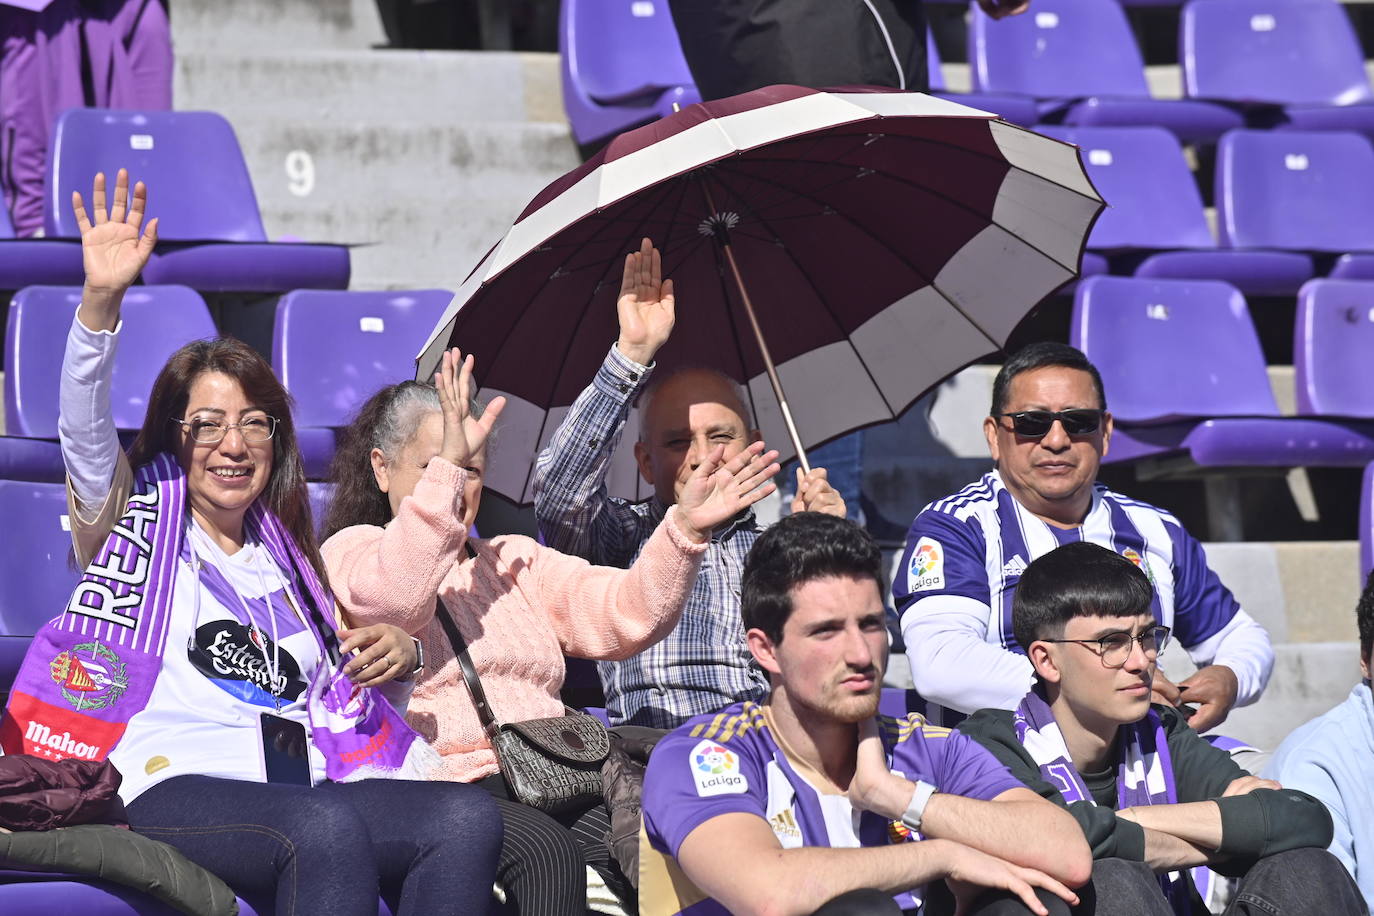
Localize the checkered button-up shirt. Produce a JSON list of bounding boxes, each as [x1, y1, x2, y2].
[[533, 345, 770, 728]]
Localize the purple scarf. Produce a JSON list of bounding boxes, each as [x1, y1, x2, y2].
[[0, 453, 429, 783], [1014, 687, 1191, 914]]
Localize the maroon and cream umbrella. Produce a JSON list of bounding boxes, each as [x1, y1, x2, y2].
[[416, 85, 1104, 504]]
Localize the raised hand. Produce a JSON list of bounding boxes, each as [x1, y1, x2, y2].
[[74, 169, 158, 298], [435, 347, 507, 469], [615, 237, 675, 366], [675, 442, 780, 543], [791, 466, 847, 518]]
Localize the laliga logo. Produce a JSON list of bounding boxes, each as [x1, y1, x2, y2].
[[907, 537, 945, 591], [691, 739, 747, 796], [695, 743, 735, 775], [910, 543, 938, 577]]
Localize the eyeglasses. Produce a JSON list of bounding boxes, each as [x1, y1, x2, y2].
[[997, 409, 1105, 438], [172, 415, 278, 444], [1041, 625, 1172, 668]]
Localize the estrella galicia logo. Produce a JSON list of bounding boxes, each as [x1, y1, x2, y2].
[[190, 621, 305, 707]]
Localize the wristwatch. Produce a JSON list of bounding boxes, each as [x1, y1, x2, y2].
[[410, 637, 425, 675], [900, 780, 939, 832]]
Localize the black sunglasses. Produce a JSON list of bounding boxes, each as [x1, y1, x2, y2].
[[996, 408, 1105, 438]]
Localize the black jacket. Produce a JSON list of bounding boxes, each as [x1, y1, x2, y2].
[[957, 703, 1333, 872]]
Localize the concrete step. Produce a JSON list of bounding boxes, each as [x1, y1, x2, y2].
[[1162, 641, 1362, 752], [175, 50, 565, 126], [224, 118, 579, 289], [170, 0, 386, 51]]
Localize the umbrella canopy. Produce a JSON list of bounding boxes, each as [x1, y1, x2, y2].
[[417, 85, 1104, 504]]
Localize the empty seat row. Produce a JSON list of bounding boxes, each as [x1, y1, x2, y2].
[[1072, 276, 1374, 468], [1, 109, 349, 294], [1051, 125, 1374, 295], [1, 287, 452, 482], [566, 0, 1374, 147]]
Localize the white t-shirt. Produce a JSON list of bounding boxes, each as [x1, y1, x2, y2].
[[111, 524, 328, 802]]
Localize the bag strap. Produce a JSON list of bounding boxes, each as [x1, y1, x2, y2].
[[433, 542, 500, 736]]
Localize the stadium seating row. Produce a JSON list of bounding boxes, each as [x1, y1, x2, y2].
[[1, 287, 453, 482], [566, 0, 1374, 147], [7, 276, 1374, 647], [0, 109, 349, 294]]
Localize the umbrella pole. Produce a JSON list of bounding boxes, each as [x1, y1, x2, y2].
[[716, 240, 812, 475]]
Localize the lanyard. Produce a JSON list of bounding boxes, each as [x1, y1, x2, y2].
[[186, 522, 295, 712]]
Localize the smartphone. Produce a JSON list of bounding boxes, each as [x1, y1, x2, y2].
[[260, 713, 313, 786]]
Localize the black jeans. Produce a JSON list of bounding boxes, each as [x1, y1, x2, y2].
[[126, 774, 503, 916], [1076, 850, 1368, 916]]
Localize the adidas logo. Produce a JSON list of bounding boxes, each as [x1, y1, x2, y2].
[[1002, 555, 1028, 578], [768, 809, 802, 840]]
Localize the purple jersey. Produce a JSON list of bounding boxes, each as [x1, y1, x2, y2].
[[892, 471, 1268, 722], [639, 701, 1022, 916]]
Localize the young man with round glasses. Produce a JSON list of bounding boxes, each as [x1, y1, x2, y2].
[[893, 343, 1272, 734], [956, 542, 1361, 916]]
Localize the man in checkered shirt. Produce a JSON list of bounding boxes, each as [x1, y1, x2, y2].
[[533, 239, 848, 728]]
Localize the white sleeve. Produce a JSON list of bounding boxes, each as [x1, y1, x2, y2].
[[58, 313, 123, 514], [900, 594, 1036, 714], [1183, 608, 1274, 708]]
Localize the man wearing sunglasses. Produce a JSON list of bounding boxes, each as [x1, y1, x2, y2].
[[893, 343, 1272, 734], [957, 542, 1360, 916]]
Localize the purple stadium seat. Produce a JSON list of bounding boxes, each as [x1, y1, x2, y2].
[[1072, 276, 1374, 466], [1183, 0, 1374, 138], [1295, 279, 1374, 417], [1039, 125, 1313, 294], [926, 29, 1039, 127], [272, 289, 452, 478], [560, 0, 701, 147], [44, 110, 349, 292], [1, 285, 215, 481], [1218, 130, 1374, 254], [0, 203, 83, 288], [1362, 462, 1374, 583], [969, 0, 1242, 143], [0, 481, 78, 635]]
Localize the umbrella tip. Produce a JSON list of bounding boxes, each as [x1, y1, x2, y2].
[[672, 102, 681, 112]]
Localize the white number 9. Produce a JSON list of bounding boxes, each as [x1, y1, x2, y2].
[[285, 149, 315, 198]]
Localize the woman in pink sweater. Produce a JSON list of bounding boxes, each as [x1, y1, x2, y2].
[[320, 348, 780, 915]]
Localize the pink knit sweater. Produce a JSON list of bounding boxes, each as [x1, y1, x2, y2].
[[321, 457, 707, 782]]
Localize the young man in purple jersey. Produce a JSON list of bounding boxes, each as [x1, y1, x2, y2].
[[958, 542, 1359, 916], [894, 343, 1273, 733], [639, 512, 1090, 916]]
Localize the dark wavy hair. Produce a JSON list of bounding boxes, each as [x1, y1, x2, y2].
[[741, 512, 884, 645], [321, 381, 442, 540], [127, 337, 326, 587]]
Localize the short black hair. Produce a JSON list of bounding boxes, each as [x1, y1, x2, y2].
[[741, 512, 884, 645], [1357, 570, 1374, 659], [990, 342, 1108, 417], [1011, 541, 1154, 650]]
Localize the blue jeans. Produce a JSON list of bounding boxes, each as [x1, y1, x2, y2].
[[1080, 850, 1367, 915], [127, 774, 503, 916]]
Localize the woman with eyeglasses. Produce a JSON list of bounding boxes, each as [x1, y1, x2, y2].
[[0, 170, 504, 915]]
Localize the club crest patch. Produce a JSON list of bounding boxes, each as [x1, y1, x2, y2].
[[690, 739, 747, 796], [1120, 547, 1156, 585], [50, 642, 129, 711], [907, 537, 945, 591]]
